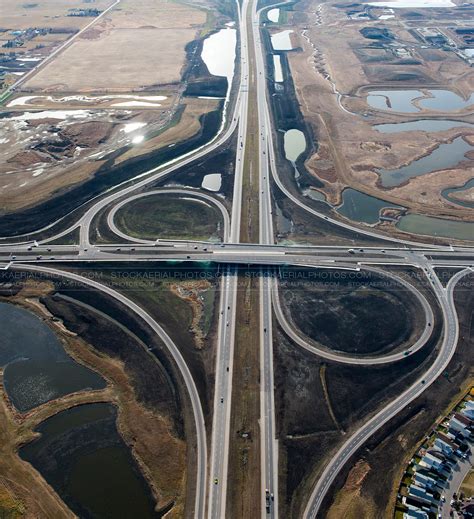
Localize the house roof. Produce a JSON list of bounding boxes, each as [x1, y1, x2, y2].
[[452, 413, 472, 427]]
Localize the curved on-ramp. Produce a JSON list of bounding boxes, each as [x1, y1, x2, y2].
[[106, 189, 231, 244], [272, 264, 435, 365]]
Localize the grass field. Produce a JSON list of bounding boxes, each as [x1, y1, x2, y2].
[[24, 0, 207, 92], [0, 0, 112, 30], [461, 469, 474, 497], [114, 194, 224, 241], [226, 274, 261, 517]]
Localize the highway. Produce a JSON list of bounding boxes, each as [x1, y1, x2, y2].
[[207, 266, 238, 519], [206, 1, 250, 516], [0, 0, 473, 515], [3, 243, 474, 269], [253, 0, 280, 514]]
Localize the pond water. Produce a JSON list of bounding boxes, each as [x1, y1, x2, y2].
[[442, 178, 474, 209], [377, 136, 473, 187], [284, 129, 306, 162], [367, 89, 474, 113], [273, 55, 283, 82], [267, 8, 280, 22], [418, 91, 474, 112], [20, 403, 158, 519], [0, 302, 105, 411], [201, 173, 222, 192], [367, 90, 423, 113], [374, 119, 474, 133], [271, 30, 293, 51], [397, 214, 474, 241], [303, 188, 328, 203], [201, 27, 237, 85], [336, 188, 404, 224]]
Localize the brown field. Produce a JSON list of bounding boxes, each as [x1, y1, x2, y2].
[[0, 0, 112, 70], [115, 97, 219, 164], [282, 0, 474, 227], [0, 0, 113, 30], [24, 0, 208, 92]]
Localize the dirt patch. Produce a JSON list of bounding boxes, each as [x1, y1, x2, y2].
[[0, 97, 217, 214], [169, 280, 214, 350], [327, 461, 375, 519], [226, 275, 261, 518]]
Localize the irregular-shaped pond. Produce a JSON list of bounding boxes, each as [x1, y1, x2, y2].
[[0, 302, 105, 411]]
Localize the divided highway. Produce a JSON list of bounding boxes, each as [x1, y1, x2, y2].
[[207, 1, 250, 516], [1, 0, 473, 516]]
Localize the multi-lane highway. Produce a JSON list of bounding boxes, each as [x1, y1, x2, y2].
[[208, 266, 238, 519], [1, 0, 474, 516], [207, 1, 251, 516]]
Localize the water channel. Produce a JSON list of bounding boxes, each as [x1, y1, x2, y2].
[[367, 89, 474, 113], [374, 119, 474, 133]]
